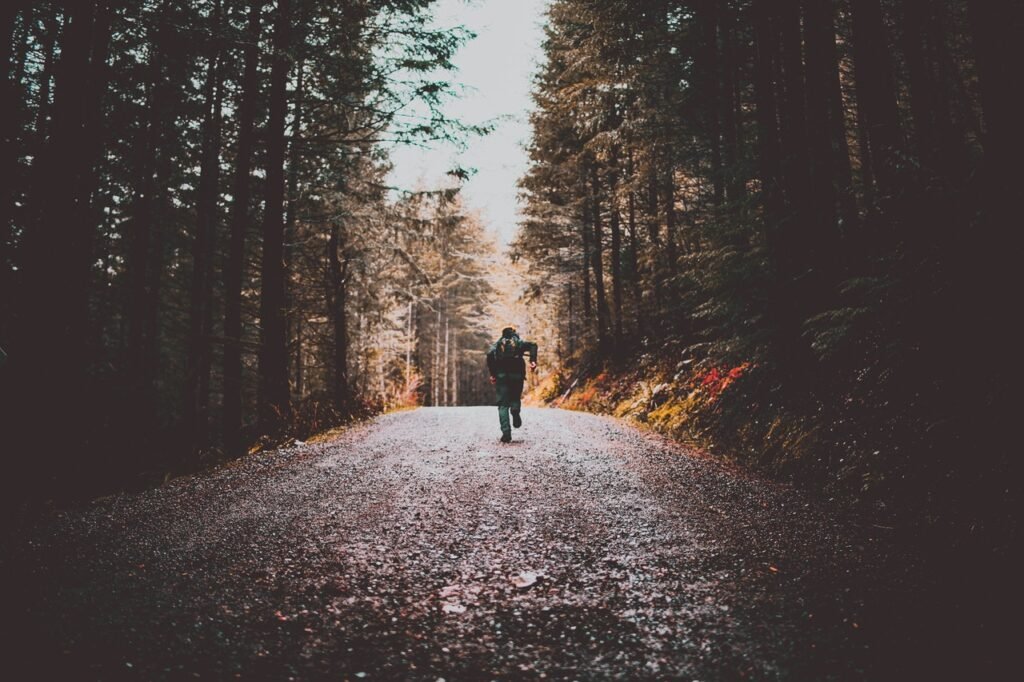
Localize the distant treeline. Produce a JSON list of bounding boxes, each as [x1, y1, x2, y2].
[[516, 0, 1020, 538], [1, 0, 494, 502]]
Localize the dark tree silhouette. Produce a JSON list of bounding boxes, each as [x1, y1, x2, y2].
[[1, 0, 486, 504]]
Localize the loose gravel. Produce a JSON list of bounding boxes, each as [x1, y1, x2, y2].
[[9, 406, 910, 680]]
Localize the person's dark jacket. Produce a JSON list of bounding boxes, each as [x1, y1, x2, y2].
[[486, 333, 538, 380]]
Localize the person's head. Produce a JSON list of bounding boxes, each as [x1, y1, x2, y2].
[[501, 324, 517, 338]]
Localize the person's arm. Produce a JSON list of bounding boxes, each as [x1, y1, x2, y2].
[[525, 341, 538, 369], [486, 344, 498, 381]]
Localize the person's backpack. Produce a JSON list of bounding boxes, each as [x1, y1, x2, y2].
[[495, 335, 522, 360]]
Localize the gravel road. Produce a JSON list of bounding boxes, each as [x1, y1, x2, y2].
[[10, 406, 909, 680]]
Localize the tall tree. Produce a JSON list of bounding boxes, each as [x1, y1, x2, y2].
[[223, 0, 262, 457], [589, 166, 611, 353], [327, 223, 350, 410], [184, 0, 224, 454], [257, 0, 292, 434], [849, 0, 902, 197]]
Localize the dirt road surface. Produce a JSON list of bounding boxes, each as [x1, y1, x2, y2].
[[10, 407, 915, 680]]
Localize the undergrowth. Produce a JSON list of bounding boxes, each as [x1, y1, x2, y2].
[[535, 338, 1011, 543]]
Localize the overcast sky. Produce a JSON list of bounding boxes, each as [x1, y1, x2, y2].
[[386, 0, 550, 246]]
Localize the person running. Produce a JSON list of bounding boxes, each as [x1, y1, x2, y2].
[[485, 324, 538, 443]]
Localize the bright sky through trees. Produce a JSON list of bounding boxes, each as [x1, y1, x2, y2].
[[387, 0, 550, 245]]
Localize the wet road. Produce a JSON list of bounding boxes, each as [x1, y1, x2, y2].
[[11, 406, 896, 680]]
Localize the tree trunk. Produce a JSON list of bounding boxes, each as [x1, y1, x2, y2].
[[850, 0, 902, 197], [257, 0, 292, 434], [720, 3, 745, 204], [436, 303, 444, 403], [776, 0, 811, 227], [404, 296, 413, 390], [223, 0, 261, 456], [753, 0, 798, 352], [589, 167, 611, 354], [901, 0, 936, 174], [356, 301, 366, 395], [853, 81, 875, 204], [627, 184, 644, 337], [566, 282, 574, 357], [645, 157, 663, 327], [451, 327, 458, 406], [819, 0, 857, 231], [924, 3, 969, 182], [185, 0, 223, 454], [13, 0, 100, 490], [75, 1, 111, 383], [443, 307, 450, 406], [752, 0, 784, 238], [645, 159, 661, 245], [20, 0, 94, 344], [608, 158, 623, 350], [662, 167, 677, 260], [580, 195, 592, 324], [125, 0, 176, 451], [285, 52, 305, 394], [294, 317, 304, 397], [327, 224, 350, 410], [698, 0, 723, 206], [802, 0, 842, 264], [125, 105, 157, 439]]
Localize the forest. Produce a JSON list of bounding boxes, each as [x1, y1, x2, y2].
[[2, 0, 1019, 556], [514, 0, 1019, 549], [3, 0, 1020, 676], [1, 0, 499, 505]]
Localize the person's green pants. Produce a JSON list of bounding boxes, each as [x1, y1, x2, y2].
[[495, 374, 524, 437]]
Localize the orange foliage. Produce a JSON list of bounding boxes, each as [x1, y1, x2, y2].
[[695, 362, 751, 401], [577, 385, 599, 405]]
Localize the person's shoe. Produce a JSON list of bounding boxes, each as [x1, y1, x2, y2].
[[500, 433, 512, 443], [512, 411, 522, 429]]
